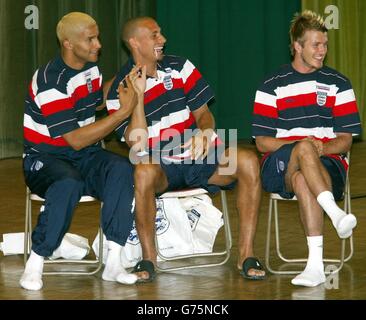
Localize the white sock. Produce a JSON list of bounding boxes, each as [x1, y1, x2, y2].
[[102, 241, 137, 285], [317, 191, 357, 238], [19, 250, 44, 291], [291, 236, 326, 287]]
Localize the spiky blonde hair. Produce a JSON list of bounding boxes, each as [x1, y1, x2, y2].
[[289, 10, 327, 56]]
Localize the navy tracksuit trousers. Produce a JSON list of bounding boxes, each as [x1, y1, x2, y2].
[[23, 148, 134, 257]]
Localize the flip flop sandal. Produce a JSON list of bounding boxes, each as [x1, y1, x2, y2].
[[133, 260, 156, 283], [240, 257, 266, 280]]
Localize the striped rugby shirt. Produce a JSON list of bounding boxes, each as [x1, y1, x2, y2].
[[106, 55, 217, 162], [24, 55, 103, 156], [252, 64, 362, 169]]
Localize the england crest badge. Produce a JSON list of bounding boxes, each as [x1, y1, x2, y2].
[[84, 70, 93, 93], [316, 85, 330, 106], [162, 67, 173, 90], [155, 199, 170, 235]]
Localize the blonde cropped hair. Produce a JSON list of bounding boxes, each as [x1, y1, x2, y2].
[[56, 12, 97, 45], [289, 10, 328, 56]]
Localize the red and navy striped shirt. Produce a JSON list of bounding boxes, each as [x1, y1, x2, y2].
[[106, 55, 216, 162], [24, 56, 103, 155], [252, 64, 361, 169]]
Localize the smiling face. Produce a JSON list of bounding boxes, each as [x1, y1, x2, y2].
[[68, 24, 101, 67], [130, 18, 167, 65], [57, 13, 101, 70], [293, 30, 328, 73]]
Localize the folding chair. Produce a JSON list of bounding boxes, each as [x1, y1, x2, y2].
[[265, 151, 354, 275], [24, 186, 104, 276], [155, 188, 232, 272]]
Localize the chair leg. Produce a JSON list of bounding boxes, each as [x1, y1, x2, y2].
[[266, 197, 347, 275], [220, 190, 232, 252], [43, 205, 104, 276], [24, 190, 31, 265], [274, 199, 307, 264], [343, 181, 354, 262], [265, 198, 302, 274], [265, 197, 276, 274], [25, 192, 104, 276]]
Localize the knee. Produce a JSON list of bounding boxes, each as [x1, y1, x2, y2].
[[134, 164, 160, 189], [293, 140, 318, 159], [51, 177, 84, 195], [107, 157, 133, 177], [237, 148, 260, 179]]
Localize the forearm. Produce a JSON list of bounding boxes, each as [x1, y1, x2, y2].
[[255, 136, 295, 153], [195, 108, 215, 136], [323, 133, 352, 155], [63, 109, 131, 150], [124, 96, 148, 149]]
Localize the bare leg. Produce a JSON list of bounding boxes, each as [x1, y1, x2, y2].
[[285, 140, 356, 238], [293, 171, 326, 236], [208, 147, 263, 277], [289, 171, 326, 287], [285, 140, 331, 195], [134, 161, 169, 280]]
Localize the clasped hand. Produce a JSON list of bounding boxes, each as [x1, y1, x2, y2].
[[117, 65, 146, 116], [305, 136, 324, 156], [182, 129, 215, 160]]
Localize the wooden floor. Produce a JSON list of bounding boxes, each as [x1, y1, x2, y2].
[[1, 140, 366, 300]]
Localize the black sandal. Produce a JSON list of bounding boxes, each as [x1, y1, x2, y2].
[[240, 257, 266, 280], [133, 260, 156, 283]]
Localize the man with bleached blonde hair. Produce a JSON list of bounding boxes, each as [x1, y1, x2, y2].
[[252, 10, 361, 287], [21, 12, 145, 290], [56, 12, 96, 43]]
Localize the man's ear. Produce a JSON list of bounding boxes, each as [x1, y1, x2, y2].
[[293, 41, 303, 54], [63, 39, 73, 50], [129, 37, 138, 50]]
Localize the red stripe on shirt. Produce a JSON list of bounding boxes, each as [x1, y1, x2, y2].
[[184, 68, 202, 94], [144, 83, 166, 105], [72, 78, 101, 102], [24, 127, 69, 146], [107, 109, 117, 115], [333, 101, 358, 117], [325, 95, 336, 107], [41, 97, 74, 116], [253, 103, 278, 118], [144, 78, 184, 105], [277, 93, 316, 111], [279, 136, 332, 143], [41, 78, 101, 116]]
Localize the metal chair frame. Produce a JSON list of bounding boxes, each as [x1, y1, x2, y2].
[[156, 189, 232, 272], [265, 152, 354, 275], [24, 187, 104, 276]]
